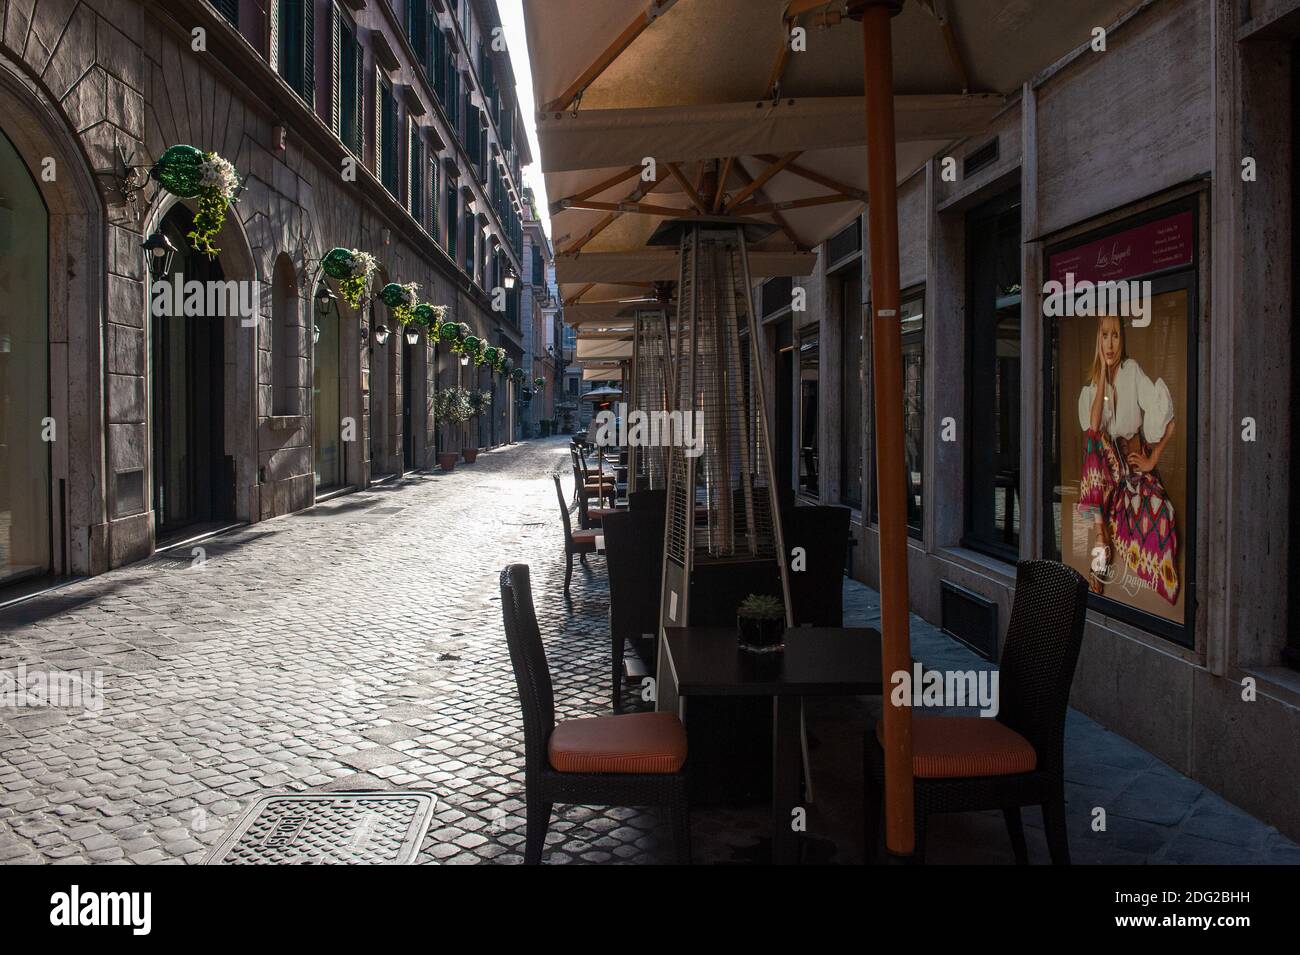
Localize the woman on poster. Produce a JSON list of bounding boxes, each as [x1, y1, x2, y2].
[[1076, 313, 1179, 603]]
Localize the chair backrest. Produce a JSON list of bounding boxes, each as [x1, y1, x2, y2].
[[781, 504, 851, 626], [603, 510, 663, 644], [553, 475, 574, 544], [997, 560, 1089, 775], [499, 564, 556, 775], [628, 488, 667, 515]]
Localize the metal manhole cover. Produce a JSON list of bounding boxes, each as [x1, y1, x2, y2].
[[202, 791, 437, 865]]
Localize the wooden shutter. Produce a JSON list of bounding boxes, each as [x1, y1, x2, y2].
[[352, 32, 363, 153], [330, 4, 341, 136], [374, 67, 383, 176], [302, 0, 315, 105], [214, 0, 239, 26], [430, 158, 439, 241], [269, 0, 281, 72]]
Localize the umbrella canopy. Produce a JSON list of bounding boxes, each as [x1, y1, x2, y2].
[[581, 384, 625, 401], [526, 0, 1132, 264], [525, 0, 1137, 859]]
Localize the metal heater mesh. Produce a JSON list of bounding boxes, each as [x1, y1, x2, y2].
[[632, 308, 672, 490], [664, 227, 777, 567]]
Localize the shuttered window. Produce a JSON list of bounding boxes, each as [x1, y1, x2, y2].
[[409, 121, 423, 223], [378, 73, 398, 196], [407, 0, 428, 63], [446, 180, 458, 260], [430, 158, 440, 243], [210, 0, 238, 27], [331, 5, 363, 155], [274, 0, 315, 105]]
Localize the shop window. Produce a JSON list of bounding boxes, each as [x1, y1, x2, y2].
[[1044, 199, 1198, 646], [272, 0, 314, 105], [331, 6, 363, 155], [839, 270, 863, 510], [866, 289, 924, 539], [1290, 43, 1300, 669], [798, 330, 819, 499], [964, 190, 1021, 561]]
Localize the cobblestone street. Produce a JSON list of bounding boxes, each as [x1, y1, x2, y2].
[[0, 436, 1296, 865]]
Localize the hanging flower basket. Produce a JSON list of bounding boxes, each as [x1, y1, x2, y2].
[[380, 282, 420, 326], [510, 368, 525, 385], [533, 376, 545, 389], [150, 145, 241, 257], [414, 303, 447, 331], [321, 247, 377, 309], [482, 346, 500, 369], [499, 355, 511, 374]]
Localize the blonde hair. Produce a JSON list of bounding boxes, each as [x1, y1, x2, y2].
[[1089, 313, 1127, 386]]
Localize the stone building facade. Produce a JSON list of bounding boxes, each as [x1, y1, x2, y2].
[[756, 0, 1300, 838], [519, 187, 559, 436], [0, 0, 529, 586]]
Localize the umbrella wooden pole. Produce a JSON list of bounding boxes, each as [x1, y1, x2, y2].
[[859, 0, 914, 859]]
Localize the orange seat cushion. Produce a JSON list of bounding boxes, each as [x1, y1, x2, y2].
[[549, 711, 687, 774], [877, 714, 1037, 779], [571, 528, 600, 546], [585, 507, 619, 523]]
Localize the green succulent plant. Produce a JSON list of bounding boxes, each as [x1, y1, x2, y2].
[[737, 594, 784, 620]]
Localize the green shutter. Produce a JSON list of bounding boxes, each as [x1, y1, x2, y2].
[[430, 158, 439, 240], [269, 0, 281, 72], [302, 0, 315, 105], [330, 4, 341, 136], [352, 30, 363, 153], [374, 67, 383, 177]]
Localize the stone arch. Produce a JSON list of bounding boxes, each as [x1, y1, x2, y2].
[[0, 48, 108, 576], [141, 189, 261, 526]]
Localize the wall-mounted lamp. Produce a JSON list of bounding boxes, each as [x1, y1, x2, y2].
[[503, 270, 516, 289], [314, 284, 336, 317], [460, 354, 469, 366], [374, 323, 391, 346], [404, 326, 420, 345], [142, 231, 178, 282], [273, 123, 287, 152]]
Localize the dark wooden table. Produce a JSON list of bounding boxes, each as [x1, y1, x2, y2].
[[662, 626, 883, 864]]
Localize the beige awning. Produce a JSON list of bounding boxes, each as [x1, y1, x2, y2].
[[576, 337, 635, 361], [583, 365, 624, 381]]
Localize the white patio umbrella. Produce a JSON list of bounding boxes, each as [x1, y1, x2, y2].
[[524, 0, 1136, 858]]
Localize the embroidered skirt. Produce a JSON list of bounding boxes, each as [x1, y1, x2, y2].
[[1077, 429, 1179, 605]]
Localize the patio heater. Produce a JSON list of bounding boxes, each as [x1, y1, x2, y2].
[[626, 297, 673, 493], [655, 218, 793, 707]]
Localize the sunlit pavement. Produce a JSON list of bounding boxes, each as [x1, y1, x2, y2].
[[0, 436, 1295, 864]]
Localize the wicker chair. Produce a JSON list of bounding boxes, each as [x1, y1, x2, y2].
[[499, 564, 691, 864], [602, 509, 663, 711], [865, 559, 1088, 864], [553, 475, 598, 597]]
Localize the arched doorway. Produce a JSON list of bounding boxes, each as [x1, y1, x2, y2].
[[151, 205, 235, 540], [0, 126, 50, 585], [368, 270, 395, 480]]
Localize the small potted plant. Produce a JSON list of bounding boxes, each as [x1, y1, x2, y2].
[[737, 594, 786, 653], [434, 387, 473, 469], [462, 389, 492, 462]]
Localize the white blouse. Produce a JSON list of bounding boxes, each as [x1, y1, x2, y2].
[[1076, 358, 1174, 443]]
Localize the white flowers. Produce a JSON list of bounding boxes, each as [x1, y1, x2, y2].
[[348, 250, 377, 279], [199, 153, 240, 200], [396, 282, 418, 305]]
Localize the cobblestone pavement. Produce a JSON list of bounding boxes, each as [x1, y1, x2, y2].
[[0, 436, 1296, 865]]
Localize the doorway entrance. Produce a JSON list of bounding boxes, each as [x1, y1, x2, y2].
[[313, 295, 344, 490], [0, 126, 51, 585], [151, 206, 234, 542], [401, 332, 415, 471]]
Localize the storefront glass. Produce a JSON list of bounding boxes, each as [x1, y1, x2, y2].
[[798, 331, 819, 498], [839, 271, 863, 510], [965, 192, 1022, 560], [1044, 200, 1197, 643], [0, 128, 50, 585]]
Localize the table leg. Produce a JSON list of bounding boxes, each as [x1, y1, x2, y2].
[[772, 694, 802, 865]]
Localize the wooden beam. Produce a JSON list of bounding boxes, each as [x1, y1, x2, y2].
[[724, 151, 801, 211], [938, 19, 972, 93], [559, 172, 670, 256], [551, 165, 644, 215], [784, 0, 833, 16], [764, 14, 797, 100], [728, 193, 858, 216], [713, 157, 735, 212], [560, 198, 699, 218], [564, 283, 596, 306], [666, 161, 708, 213], [541, 0, 679, 113], [730, 161, 804, 250], [755, 153, 868, 201]]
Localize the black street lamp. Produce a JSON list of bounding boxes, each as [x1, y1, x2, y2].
[[142, 231, 178, 281]]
